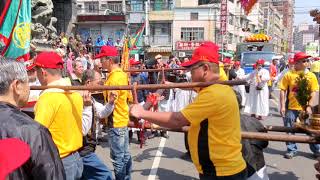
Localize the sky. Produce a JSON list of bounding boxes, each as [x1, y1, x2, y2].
[[294, 0, 320, 25]]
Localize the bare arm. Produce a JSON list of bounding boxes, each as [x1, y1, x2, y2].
[[130, 104, 190, 129], [307, 91, 317, 114], [280, 90, 286, 117]]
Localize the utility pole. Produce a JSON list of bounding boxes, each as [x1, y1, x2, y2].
[[144, 0, 150, 60], [122, 0, 128, 35], [145, 1, 150, 38]]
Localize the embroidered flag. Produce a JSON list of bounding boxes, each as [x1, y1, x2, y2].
[[0, 0, 31, 61]]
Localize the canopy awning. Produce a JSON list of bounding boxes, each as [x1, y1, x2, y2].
[[147, 47, 172, 53]]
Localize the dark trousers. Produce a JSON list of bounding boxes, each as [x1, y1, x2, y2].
[[184, 132, 189, 153], [199, 168, 247, 180]]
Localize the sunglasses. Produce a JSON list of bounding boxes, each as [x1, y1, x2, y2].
[[188, 63, 205, 72], [297, 59, 309, 63]]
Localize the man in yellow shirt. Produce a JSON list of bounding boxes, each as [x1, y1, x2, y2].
[[130, 42, 247, 179], [95, 46, 132, 180], [311, 57, 320, 81], [279, 52, 320, 159], [33, 52, 84, 180]]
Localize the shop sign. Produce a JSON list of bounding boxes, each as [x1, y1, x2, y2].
[[176, 41, 205, 50]]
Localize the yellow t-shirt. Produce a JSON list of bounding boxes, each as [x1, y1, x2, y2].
[[279, 70, 319, 110], [104, 68, 132, 128], [219, 63, 228, 81], [311, 61, 320, 73], [34, 79, 83, 158], [181, 84, 246, 176]]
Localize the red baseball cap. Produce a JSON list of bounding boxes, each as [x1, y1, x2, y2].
[[234, 61, 241, 66], [34, 52, 64, 69], [256, 59, 265, 65], [0, 138, 31, 179], [180, 42, 219, 67], [129, 58, 140, 66], [294, 52, 311, 63], [288, 58, 295, 64], [223, 58, 232, 64], [95, 46, 118, 59], [253, 64, 257, 69]]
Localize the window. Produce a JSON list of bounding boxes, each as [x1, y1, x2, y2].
[[108, 2, 122, 12], [191, 13, 198, 21], [264, 20, 268, 28], [131, 0, 144, 11], [151, 23, 171, 35], [233, 35, 238, 43], [181, 27, 204, 41], [101, 4, 107, 10], [228, 33, 233, 44], [228, 13, 234, 25], [264, 9, 268, 18], [84, 1, 99, 13], [198, 0, 211, 5], [151, 0, 173, 11]]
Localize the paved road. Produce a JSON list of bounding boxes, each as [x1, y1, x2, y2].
[[95, 91, 319, 180]]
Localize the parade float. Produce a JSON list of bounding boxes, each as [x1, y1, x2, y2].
[[236, 33, 276, 74]]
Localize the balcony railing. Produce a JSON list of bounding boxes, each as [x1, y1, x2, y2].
[[150, 35, 172, 46], [77, 6, 123, 16], [127, 2, 145, 12], [150, 2, 174, 11]]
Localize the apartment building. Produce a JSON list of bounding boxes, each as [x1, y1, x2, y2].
[[75, 0, 126, 42]]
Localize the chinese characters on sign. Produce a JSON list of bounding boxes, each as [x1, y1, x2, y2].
[[175, 41, 205, 51], [220, 0, 228, 35]]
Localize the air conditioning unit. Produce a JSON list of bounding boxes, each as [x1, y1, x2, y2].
[[178, 52, 186, 57]]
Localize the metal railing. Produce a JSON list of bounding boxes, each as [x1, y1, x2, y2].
[[150, 1, 174, 11]]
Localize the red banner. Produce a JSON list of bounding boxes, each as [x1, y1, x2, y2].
[[220, 0, 228, 35]]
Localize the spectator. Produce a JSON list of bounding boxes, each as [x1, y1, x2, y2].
[[86, 37, 94, 53], [70, 60, 84, 85], [240, 59, 270, 120], [107, 38, 114, 46], [95, 36, 106, 54], [67, 36, 77, 53], [60, 32, 68, 46], [115, 38, 122, 48], [269, 58, 279, 99], [0, 58, 65, 179], [233, 61, 246, 107]]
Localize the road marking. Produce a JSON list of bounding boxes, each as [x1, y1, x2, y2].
[[148, 137, 167, 180], [270, 99, 279, 107]]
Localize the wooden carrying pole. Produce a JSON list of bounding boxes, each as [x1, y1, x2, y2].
[[127, 123, 319, 144], [30, 80, 247, 91], [103, 68, 187, 73]]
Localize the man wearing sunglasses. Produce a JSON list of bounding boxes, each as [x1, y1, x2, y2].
[[279, 52, 320, 159], [130, 42, 247, 180]]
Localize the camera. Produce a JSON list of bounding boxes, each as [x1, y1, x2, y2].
[[167, 72, 188, 83]]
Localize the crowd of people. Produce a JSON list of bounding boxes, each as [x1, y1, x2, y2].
[[2, 32, 320, 180]]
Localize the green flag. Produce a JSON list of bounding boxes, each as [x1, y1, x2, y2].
[[0, 0, 31, 61]]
